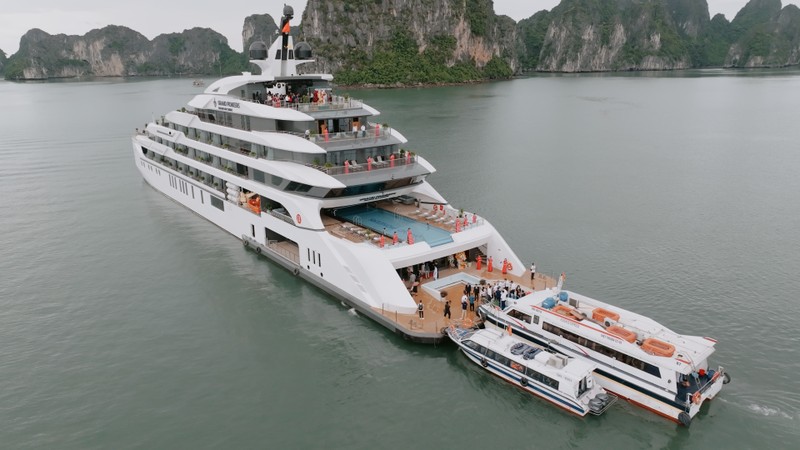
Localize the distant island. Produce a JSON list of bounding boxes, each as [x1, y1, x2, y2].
[[2, 0, 799, 83]]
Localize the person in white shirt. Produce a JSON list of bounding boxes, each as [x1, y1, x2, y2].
[[461, 294, 468, 319]]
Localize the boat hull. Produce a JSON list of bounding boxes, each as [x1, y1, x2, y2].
[[132, 139, 448, 342], [456, 346, 592, 417], [480, 310, 724, 425]]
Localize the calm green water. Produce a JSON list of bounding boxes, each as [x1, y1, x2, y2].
[[1, 70, 799, 449]]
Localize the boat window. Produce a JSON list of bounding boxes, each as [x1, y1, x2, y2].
[[463, 340, 482, 353], [494, 353, 510, 367], [533, 315, 539, 325], [525, 367, 559, 390], [542, 322, 661, 378], [577, 377, 589, 397], [508, 309, 532, 323], [253, 169, 265, 183], [210, 195, 224, 211]]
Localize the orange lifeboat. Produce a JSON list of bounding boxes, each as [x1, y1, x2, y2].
[[552, 304, 573, 317], [606, 325, 637, 343], [641, 338, 675, 357], [592, 307, 620, 323]]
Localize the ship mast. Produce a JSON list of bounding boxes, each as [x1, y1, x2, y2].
[[279, 5, 293, 77]]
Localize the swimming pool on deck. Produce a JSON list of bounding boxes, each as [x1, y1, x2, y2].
[[333, 205, 454, 247]]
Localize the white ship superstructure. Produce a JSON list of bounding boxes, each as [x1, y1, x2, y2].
[[131, 6, 524, 342]]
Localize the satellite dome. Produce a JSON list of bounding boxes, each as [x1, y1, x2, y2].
[[283, 5, 294, 17], [295, 42, 313, 60], [248, 41, 268, 60]]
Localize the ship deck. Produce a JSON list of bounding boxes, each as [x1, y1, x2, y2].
[[319, 199, 557, 340], [372, 265, 555, 337]]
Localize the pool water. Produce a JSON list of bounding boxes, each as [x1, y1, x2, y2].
[[333, 205, 454, 247]]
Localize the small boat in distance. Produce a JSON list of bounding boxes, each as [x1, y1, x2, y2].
[[192, 79, 205, 87], [446, 326, 616, 417]]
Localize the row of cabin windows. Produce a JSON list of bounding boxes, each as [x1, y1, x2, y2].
[[149, 147, 415, 201], [461, 340, 560, 390], [167, 121, 399, 168], [542, 322, 662, 378], [152, 128, 415, 198]]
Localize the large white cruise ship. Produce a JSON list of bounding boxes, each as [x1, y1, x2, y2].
[[131, 6, 527, 343]]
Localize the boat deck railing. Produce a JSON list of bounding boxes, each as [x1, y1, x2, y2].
[[239, 95, 364, 113]]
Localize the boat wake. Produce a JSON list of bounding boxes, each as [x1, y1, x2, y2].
[[746, 402, 795, 420]]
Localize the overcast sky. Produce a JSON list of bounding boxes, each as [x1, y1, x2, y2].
[[2, 1, 798, 56]]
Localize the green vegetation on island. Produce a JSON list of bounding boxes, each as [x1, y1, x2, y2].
[[3, 0, 800, 81]]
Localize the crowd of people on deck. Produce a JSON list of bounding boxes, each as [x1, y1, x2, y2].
[[250, 88, 333, 108], [401, 256, 532, 320]]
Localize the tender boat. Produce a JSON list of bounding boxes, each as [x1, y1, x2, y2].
[[446, 326, 616, 417], [477, 276, 731, 427]]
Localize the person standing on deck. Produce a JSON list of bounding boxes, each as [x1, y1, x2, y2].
[[418, 300, 424, 319], [433, 264, 438, 280], [461, 294, 468, 319], [530, 263, 536, 286], [443, 300, 451, 319]]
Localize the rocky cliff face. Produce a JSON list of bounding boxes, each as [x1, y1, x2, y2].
[[725, 0, 800, 67], [298, 0, 517, 83], [518, 0, 800, 72], [0, 49, 6, 75], [4, 26, 243, 80], [525, 0, 709, 72], [242, 13, 279, 54]]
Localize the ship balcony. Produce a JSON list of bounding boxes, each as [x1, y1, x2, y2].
[[307, 123, 400, 151], [312, 152, 420, 177], [245, 95, 366, 115]]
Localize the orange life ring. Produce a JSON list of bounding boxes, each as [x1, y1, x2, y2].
[[692, 392, 702, 405], [507, 262, 513, 271]]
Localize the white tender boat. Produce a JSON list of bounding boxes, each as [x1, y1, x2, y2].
[[477, 278, 731, 426], [446, 326, 615, 417]]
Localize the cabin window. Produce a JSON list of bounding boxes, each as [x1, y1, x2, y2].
[[253, 169, 265, 183], [508, 309, 532, 323], [463, 340, 484, 354], [542, 322, 661, 377], [210, 195, 224, 211], [525, 367, 559, 390]]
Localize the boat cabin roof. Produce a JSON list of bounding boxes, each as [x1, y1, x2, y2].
[[512, 289, 717, 374]]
